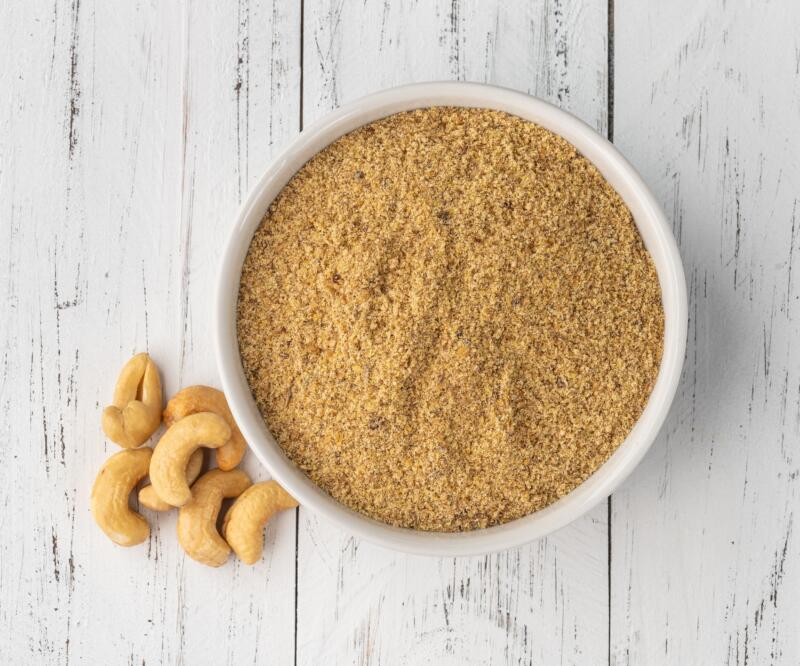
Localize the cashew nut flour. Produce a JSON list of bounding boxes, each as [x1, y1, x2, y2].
[[237, 107, 664, 531]]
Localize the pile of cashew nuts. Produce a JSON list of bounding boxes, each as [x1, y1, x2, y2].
[[91, 353, 298, 566]]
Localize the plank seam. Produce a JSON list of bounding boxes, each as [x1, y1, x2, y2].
[[294, 3, 304, 665], [607, 0, 615, 144], [607, 2, 615, 664]]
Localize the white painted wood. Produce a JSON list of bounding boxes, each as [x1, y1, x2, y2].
[[173, 2, 300, 664], [6, 0, 800, 663], [0, 0, 299, 663], [296, 2, 610, 664], [611, 1, 800, 664]]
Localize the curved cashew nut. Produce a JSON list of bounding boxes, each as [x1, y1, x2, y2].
[[163, 385, 246, 470], [102, 353, 163, 448], [138, 449, 204, 511], [223, 481, 298, 564], [177, 469, 252, 567], [91, 448, 153, 546], [150, 412, 231, 507]]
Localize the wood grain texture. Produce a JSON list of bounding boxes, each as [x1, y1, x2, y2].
[[5, 0, 799, 663], [174, 2, 300, 663], [296, 1, 610, 664], [611, 1, 800, 664], [0, 0, 299, 662]]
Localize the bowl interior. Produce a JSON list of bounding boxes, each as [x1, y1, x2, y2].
[[215, 82, 687, 556]]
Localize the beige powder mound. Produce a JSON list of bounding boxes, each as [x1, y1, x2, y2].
[[237, 107, 664, 532]]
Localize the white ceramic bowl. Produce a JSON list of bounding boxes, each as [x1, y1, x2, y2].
[[215, 82, 687, 557]]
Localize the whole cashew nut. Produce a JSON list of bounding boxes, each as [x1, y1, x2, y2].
[[150, 412, 231, 507], [91, 448, 153, 546], [138, 449, 205, 512], [177, 469, 252, 567], [223, 481, 298, 564], [163, 386, 246, 470], [102, 353, 163, 448]]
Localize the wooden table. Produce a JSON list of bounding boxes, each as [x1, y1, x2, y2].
[[2, 1, 798, 663]]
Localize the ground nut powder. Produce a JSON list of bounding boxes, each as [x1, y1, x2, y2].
[[237, 107, 664, 531]]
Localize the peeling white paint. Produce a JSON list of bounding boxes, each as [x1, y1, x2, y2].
[[2, 0, 797, 664]]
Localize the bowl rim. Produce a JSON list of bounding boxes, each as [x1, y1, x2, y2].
[[214, 81, 688, 557]]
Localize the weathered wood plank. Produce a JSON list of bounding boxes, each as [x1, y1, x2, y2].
[[612, 1, 800, 663], [0, 0, 300, 662], [175, 2, 300, 663], [296, 1, 610, 664], [14, 0, 800, 663], [0, 2, 185, 661]]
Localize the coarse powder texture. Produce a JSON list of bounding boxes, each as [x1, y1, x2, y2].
[[237, 107, 664, 532]]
